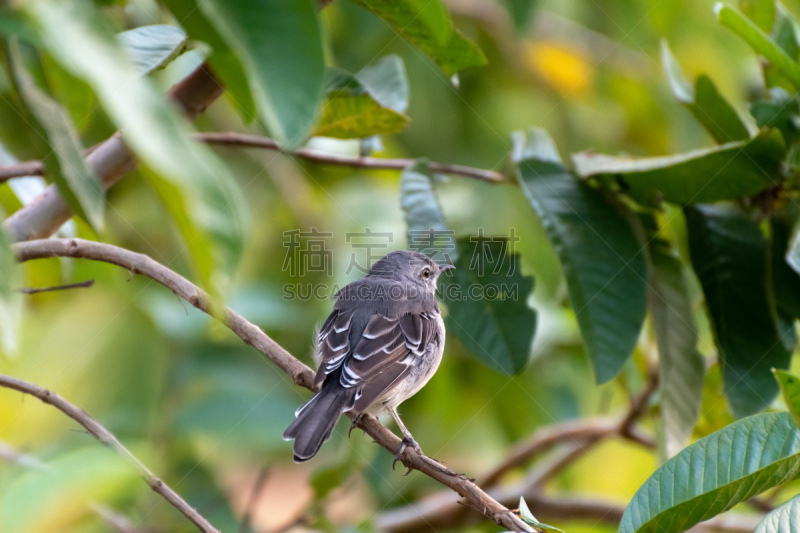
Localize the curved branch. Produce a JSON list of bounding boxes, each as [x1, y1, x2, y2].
[[0, 373, 218, 533], [13, 238, 534, 533]]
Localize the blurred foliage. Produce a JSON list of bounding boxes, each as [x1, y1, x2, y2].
[[5, 0, 800, 532]]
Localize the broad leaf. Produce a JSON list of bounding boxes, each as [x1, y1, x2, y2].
[[441, 237, 535, 375], [117, 25, 187, 75], [513, 128, 646, 384], [572, 128, 785, 204], [161, 0, 256, 122], [0, 208, 21, 359], [717, 3, 800, 90], [27, 0, 245, 294], [641, 215, 704, 456], [751, 88, 800, 145], [314, 58, 410, 139], [400, 160, 456, 263], [756, 494, 800, 533], [199, 0, 325, 148], [775, 369, 800, 427], [740, 0, 776, 33], [685, 204, 791, 417], [620, 412, 800, 533], [7, 40, 104, 231], [660, 40, 749, 143], [351, 0, 486, 76]]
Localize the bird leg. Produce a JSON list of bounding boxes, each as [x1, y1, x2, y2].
[[348, 413, 363, 438], [388, 406, 423, 473]]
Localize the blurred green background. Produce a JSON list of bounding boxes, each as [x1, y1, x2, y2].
[[0, 0, 782, 531]]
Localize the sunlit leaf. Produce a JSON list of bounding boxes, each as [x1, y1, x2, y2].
[[620, 412, 800, 533], [117, 25, 187, 75], [513, 128, 646, 384], [198, 0, 325, 148], [27, 0, 246, 295], [7, 40, 104, 231], [685, 204, 791, 417], [660, 40, 749, 143], [641, 215, 704, 456], [160, 0, 255, 122], [755, 493, 800, 533], [740, 0, 776, 33], [717, 2, 800, 90], [441, 237, 535, 375], [573, 128, 785, 204], [351, 0, 486, 76]]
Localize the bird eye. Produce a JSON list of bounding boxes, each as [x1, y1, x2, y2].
[[422, 267, 431, 279]]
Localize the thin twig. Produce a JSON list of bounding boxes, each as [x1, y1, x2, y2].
[[17, 279, 95, 294], [238, 466, 270, 533], [197, 131, 509, 184], [0, 439, 46, 469], [13, 238, 535, 533], [0, 132, 510, 185], [93, 504, 153, 533], [0, 373, 219, 533]]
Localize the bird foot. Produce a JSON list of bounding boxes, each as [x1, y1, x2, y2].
[[348, 414, 363, 438], [392, 436, 422, 473]]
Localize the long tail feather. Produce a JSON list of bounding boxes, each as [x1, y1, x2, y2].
[[283, 387, 352, 462]]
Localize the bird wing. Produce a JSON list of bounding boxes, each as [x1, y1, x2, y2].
[[343, 312, 439, 413], [314, 308, 356, 388]]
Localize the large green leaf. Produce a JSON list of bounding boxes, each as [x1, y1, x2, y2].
[[27, 0, 245, 294], [351, 0, 486, 76], [620, 412, 800, 533], [641, 215, 704, 456], [441, 237, 535, 375], [513, 128, 646, 384], [660, 40, 749, 143], [0, 208, 21, 359], [400, 160, 453, 260], [7, 40, 104, 231], [685, 204, 792, 417], [572, 128, 785, 204], [313, 58, 410, 139], [198, 0, 325, 148], [160, 0, 255, 122], [756, 494, 800, 533], [717, 3, 800, 90], [117, 24, 187, 75]]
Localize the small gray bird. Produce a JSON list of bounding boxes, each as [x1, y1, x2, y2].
[[283, 250, 454, 463]]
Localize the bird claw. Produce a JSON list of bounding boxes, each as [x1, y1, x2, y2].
[[348, 414, 363, 438], [392, 436, 422, 471]]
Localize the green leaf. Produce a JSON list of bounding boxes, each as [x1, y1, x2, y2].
[[717, 2, 800, 90], [518, 496, 563, 533], [313, 59, 411, 139], [772, 214, 800, 320], [504, 0, 538, 33], [620, 412, 800, 533], [351, 0, 486, 76], [198, 0, 325, 148], [160, 0, 255, 122], [117, 24, 187, 75], [513, 128, 646, 384], [7, 40, 104, 231], [685, 204, 792, 417], [751, 88, 800, 145], [400, 160, 456, 262], [660, 40, 750, 143], [0, 208, 21, 359], [756, 494, 800, 532], [441, 237, 536, 375], [27, 0, 245, 294], [641, 215, 704, 456], [775, 369, 800, 427], [572, 128, 785, 204], [740, 0, 776, 33]]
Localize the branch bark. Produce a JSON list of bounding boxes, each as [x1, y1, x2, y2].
[[13, 238, 535, 533], [0, 131, 509, 186], [0, 373, 219, 533], [2, 62, 223, 242]]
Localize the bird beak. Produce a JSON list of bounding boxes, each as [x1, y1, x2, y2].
[[439, 264, 456, 273]]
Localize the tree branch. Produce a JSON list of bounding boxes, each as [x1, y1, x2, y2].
[[0, 373, 219, 533], [13, 238, 535, 533], [0, 131, 509, 186], [2, 62, 223, 242]]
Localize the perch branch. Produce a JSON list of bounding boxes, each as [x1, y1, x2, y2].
[[0, 373, 219, 533], [0, 131, 509, 185], [13, 238, 535, 533]]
